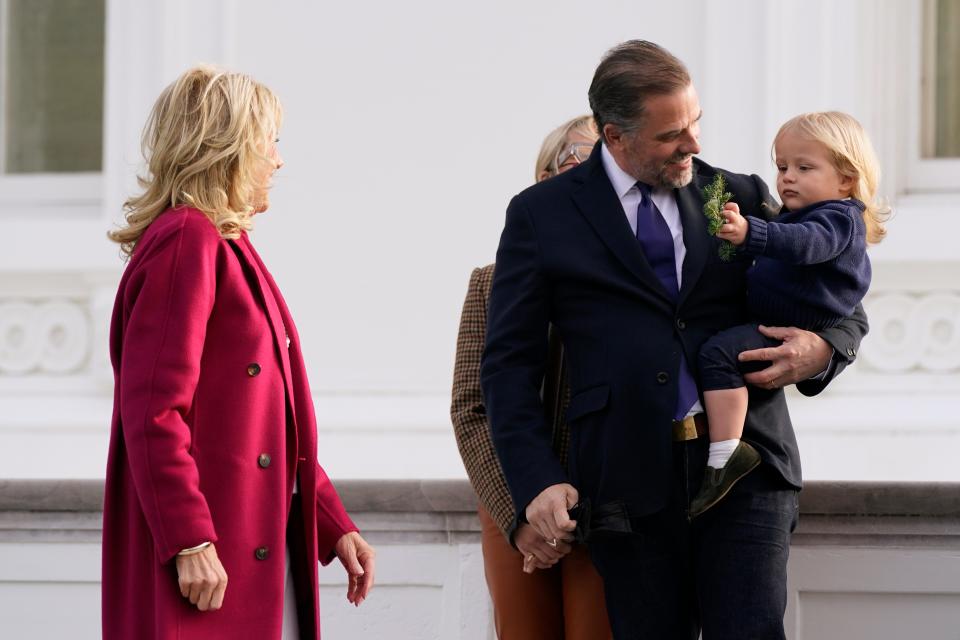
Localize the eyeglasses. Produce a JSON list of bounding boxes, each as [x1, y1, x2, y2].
[[554, 142, 594, 173]]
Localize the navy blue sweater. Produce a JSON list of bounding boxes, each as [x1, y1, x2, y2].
[[743, 198, 871, 330]]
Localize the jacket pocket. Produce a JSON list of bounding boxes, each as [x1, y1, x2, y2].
[[566, 384, 610, 423]]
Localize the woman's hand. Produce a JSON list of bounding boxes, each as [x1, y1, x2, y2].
[[515, 523, 572, 574], [175, 543, 228, 611], [717, 202, 748, 246], [335, 531, 376, 606]]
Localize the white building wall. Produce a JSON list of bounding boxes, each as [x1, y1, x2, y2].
[[0, 0, 956, 482], [3, 479, 958, 640]]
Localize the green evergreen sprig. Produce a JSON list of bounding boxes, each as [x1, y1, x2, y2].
[[702, 174, 736, 261]]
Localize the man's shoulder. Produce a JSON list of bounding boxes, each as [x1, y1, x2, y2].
[[507, 162, 612, 233], [692, 158, 760, 191], [691, 158, 774, 208], [517, 163, 585, 201]]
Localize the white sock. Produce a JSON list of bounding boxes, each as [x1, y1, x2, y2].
[[707, 439, 740, 469]]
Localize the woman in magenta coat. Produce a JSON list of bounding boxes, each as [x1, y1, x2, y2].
[[102, 66, 375, 639]]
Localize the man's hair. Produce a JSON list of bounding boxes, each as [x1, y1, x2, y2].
[[588, 40, 691, 143]]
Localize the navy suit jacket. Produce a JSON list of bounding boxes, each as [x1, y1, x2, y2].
[[480, 145, 867, 521]]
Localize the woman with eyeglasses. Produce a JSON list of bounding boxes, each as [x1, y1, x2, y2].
[[451, 115, 611, 639]]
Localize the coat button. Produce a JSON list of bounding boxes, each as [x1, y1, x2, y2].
[[254, 546, 269, 561], [676, 319, 686, 330], [247, 363, 261, 377], [656, 371, 669, 384], [257, 453, 271, 469]]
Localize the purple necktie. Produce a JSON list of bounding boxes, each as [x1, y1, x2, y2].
[[635, 183, 698, 420]]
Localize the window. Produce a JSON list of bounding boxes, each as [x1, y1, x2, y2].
[[909, 0, 960, 191], [921, 0, 960, 159], [0, 0, 105, 174]]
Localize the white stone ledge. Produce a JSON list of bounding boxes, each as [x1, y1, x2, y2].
[[2, 479, 959, 548]]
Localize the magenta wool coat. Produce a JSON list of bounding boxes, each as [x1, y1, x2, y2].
[[102, 207, 357, 639]]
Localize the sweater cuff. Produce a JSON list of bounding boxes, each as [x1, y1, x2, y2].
[[745, 216, 769, 255]]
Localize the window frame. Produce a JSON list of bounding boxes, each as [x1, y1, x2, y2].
[[908, 0, 960, 192], [0, 0, 104, 217]]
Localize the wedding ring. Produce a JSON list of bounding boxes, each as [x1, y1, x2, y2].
[[547, 538, 558, 548]]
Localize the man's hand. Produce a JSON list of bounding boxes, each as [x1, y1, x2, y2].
[[524, 483, 578, 544], [740, 325, 832, 389], [717, 202, 748, 246], [176, 543, 228, 611], [515, 523, 572, 574], [335, 531, 376, 606]]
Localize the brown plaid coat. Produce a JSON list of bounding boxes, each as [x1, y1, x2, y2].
[[450, 264, 570, 539]]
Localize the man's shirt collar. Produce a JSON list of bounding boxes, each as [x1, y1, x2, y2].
[[601, 143, 641, 199]]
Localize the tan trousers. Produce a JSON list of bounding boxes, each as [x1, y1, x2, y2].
[[479, 506, 611, 640]]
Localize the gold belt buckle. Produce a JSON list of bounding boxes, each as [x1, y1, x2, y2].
[[672, 415, 699, 442]]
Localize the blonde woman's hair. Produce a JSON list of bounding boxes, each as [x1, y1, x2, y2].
[[535, 115, 598, 181], [108, 65, 283, 256], [774, 111, 889, 244]]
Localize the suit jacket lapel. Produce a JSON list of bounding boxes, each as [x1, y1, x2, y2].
[[676, 169, 709, 305], [571, 148, 675, 306]]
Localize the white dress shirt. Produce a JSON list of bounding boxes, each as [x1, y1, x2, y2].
[[600, 143, 704, 415], [601, 144, 687, 290]]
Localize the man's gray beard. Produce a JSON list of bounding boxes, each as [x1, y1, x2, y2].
[[637, 155, 695, 189], [657, 165, 694, 189]]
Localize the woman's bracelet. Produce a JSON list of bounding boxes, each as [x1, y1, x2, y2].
[[177, 541, 212, 556]]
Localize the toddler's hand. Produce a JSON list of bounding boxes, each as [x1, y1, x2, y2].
[[717, 202, 748, 246]]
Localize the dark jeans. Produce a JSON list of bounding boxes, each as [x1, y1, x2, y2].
[[588, 437, 799, 639], [699, 323, 782, 391]]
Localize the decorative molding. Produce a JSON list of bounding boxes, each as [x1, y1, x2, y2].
[[0, 299, 91, 375], [0, 270, 117, 389], [860, 291, 960, 373]]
